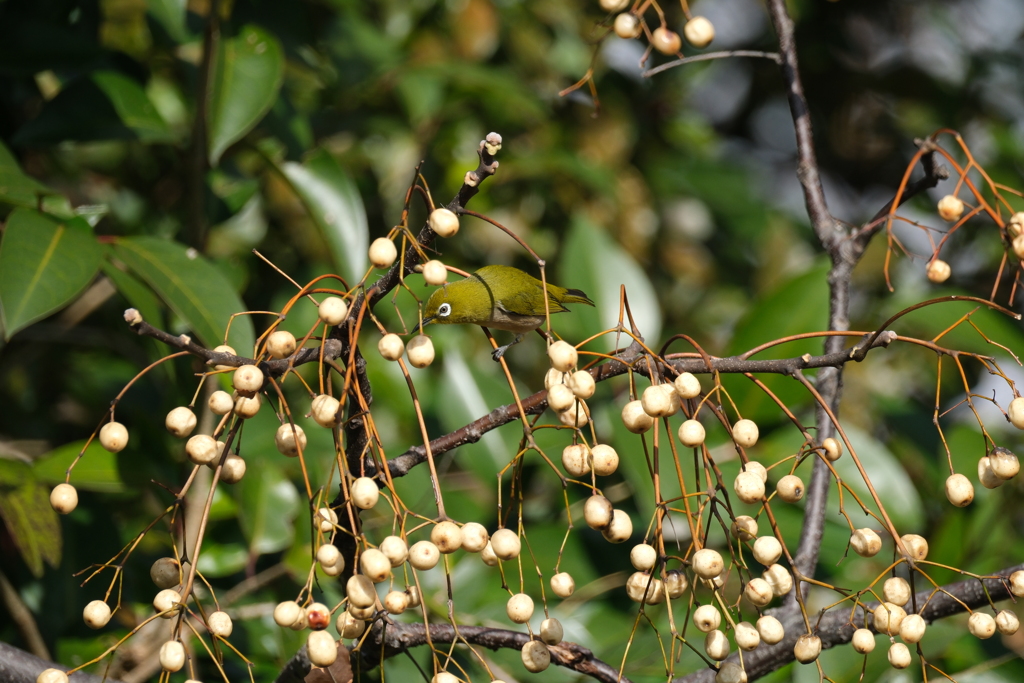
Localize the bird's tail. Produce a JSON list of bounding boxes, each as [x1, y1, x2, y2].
[[559, 288, 595, 307]]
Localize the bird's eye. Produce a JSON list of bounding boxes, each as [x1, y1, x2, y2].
[[438, 303, 451, 317]]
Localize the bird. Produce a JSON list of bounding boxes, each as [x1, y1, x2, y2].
[[421, 265, 595, 360]]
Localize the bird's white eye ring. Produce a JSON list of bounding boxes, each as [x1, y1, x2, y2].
[[438, 303, 451, 317]]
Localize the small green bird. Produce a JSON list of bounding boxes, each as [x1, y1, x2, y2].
[[422, 265, 595, 360]]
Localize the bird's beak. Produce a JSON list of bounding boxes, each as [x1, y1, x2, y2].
[[421, 316, 436, 327]]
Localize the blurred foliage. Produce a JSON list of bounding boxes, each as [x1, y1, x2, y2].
[[1, 0, 1024, 681]]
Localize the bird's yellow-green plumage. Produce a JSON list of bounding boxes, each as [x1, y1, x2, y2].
[[423, 265, 594, 344]]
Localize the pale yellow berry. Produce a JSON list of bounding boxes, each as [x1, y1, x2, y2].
[[559, 397, 591, 427], [311, 394, 341, 428], [150, 557, 180, 588], [693, 604, 721, 632], [35, 669, 69, 683], [506, 593, 535, 623], [233, 392, 261, 419], [317, 507, 338, 533], [307, 630, 337, 667], [641, 384, 679, 418], [744, 461, 768, 482], [888, 642, 911, 669], [233, 364, 263, 394], [421, 260, 448, 286], [346, 574, 377, 608], [731, 621, 759, 652], [873, 602, 906, 636], [275, 424, 307, 457], [776, 474, 805, 503], [626, 572, 664, 603], [165, 407, 197, 438], [49, 483, 78, 514], [731, 515, 758, 541], [674, 372, 701, 399], [630, 543, 658, 571], [692, 548, 724, 579], [220, 454, 246, 483], [318, 296, 349, 325], [208, 611, 233, 638], [548, 340, 578, 372], [317, 543, 343, 571], [622, 400, 654, 433], [704, 629, 730, 660], [900, 534, 928, 561], [884, 577, 911, 606], [1011, 570, 1024, 597], [927, 259, 951, 283], [378, 333, 404, 361], [429, 208, 460, 238], [678, 420, 706, 448], [851, 627, 875, 653], [945, 473, 974, 507], [613, 12, 642, 39], [99, 421, 129, 452], [83, 600, 111, 629], [732, 419, 759, 448], [1014, 234, 1024, 260], [186, 434, 219, 466], [584, 495, 613, 530], [521, 640, 550, 672], [208, 390, 234, 415], [665, 569, 688, 598], [851, 528, 882, 557], [651, 26, 682, 55], [266, 330, 297, 359], [752, 536, 782, 566], [369, 237, 397, 268], [347, 603, 373, 620], [548, 384, 576, 413], [937, 195, 964, 222], [159, 640, 185, 672], [551, 571, 576, 598], [432, 673, 459, 683], [337, 611, 366, 638], [743, 578, 773, 607], [763, 564, 792, 596], [591, 443, 620, 476], [431, 521, 463, 554], [273, 600, 303, 628], [154, 588, 182, 617], [716, 662, 747, 683], [407, 335, 435, 368], [899, 614, 926, 643], [540, 617, 563, 645], [460, 522, 489, 553], [379, 536, 408, 566], [683, 16, 715, 48], [757, 615, 785, 644], [384, 590, 409, 614], [996, 609, 1019, 635], [600, 0, 628, 11], [1008, 397, 1024, 429], [360, 548, 392, 583], [979, 455, 1004, 489], [212, 344, 237, 371], [567, 370, 595, 399], [733, 471, 765, 504], [409, 540, 441, 570], [601, 509, 633, 543], [480, 541, 498, 566], [989, 447, 1019, 480], [544, 368, 566, 390], [793, 634, 821, 664], [969, 611, 996, 639], [822, 437, 842, 461], [490, 528, 521, 560], [350, 476, 379, 509]]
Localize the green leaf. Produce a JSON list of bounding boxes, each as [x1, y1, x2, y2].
[[0, 140, 69, 214], [91, 71, 174, 143], [197, 542, 249, 577], [101, 257, 164, 329], [208, 25, 284, 165], [235, 461, 300, 556], [113, 236, 255, 354], [0, 477, 61, 577], [33, 440, 124, 493], [146, 0, 189, 43], [276, 148, 368, 285], [0, 208, 103, 339]]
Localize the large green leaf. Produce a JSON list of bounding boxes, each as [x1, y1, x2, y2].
[[236, 462, 300, 556], [33, 439, 124, 493], [113, 237, 255, 353], [146, 0, 189, 43], [208, 25, 284, 165], [101, 257, 164, 329], [0, 473, 61, 577], [91, 71, 174, 143], [0, 140, 68, 213], [0, 208, 103, 339], [277, 148, 368, 284]]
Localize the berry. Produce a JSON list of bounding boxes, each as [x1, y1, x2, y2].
[[165, 407, 197, 438], [153, 588, 182, 617], [978, 455, 1004, 489], [208, 611, 232, 638], [683, 16, 715, 48], [378, 333, 404, 361], [733, 471, 765, 504], [407, 335, 435, 368], [601, 509, 633, 543], [49, 483, 78, 514], [431, 521, 464, 554], [186, 434, 219, 466], [267, 329, 297, 359], [757, 615, 785, 644], [704, 629, 730, 660], [384, 590, 409, 614], [630, 543, 658, 571], [305, 602, 330, 630], [989, 447, 1019, 480], [540, 617, 563, 645], [641, 384, 679, 417], [317, 543, 343, 570], [793, 634, 821, 664], [944, 473, 974, 507], [651, 27, 682, 55], [1011, 570, 1024, 597], [622, 400, 654, 433], [369, 237, 397, 269], [208, 390, 234, 415], [311, 394, 341, 428], [600, 0, 629, 11], [318, 297, 349, 325], [692, 548, 724, 579], [763, 564, 792, 596], [36, 670, 69, 683], [490, 528, 521, 560], [307, 630, 337, 667], [693, 604, 721, 632], [1009, 397, 1024, 429], [888, 642, 911, 669], [548, 384, 576, 413], [219, 454, 246, 483], [557, 398, 591, 428], [591, 443, 619, 476], [732, 419, 759, 448], [480, 542, 499, 566], [431, 674, 459, 683], [159, 640, 185, 672], [776, 474, 805, 503], [544, 368, 566, 390], [822, 437, 842, 461], [506, 593, 534, 623], [665, 569, 688, 598], [337, 611, 366, 638], [752, 536, 782, 566], [743, 578, 773, 607], [731, 515, 758, 541], [99, 422, 128, 452], [233, 392, 261, 419], [346, 575, 377, 608], [275, 423, 307, 458], [550, 572, 576, 598], [212, 344, 237, 371], [567, 370, 595, 398], [409, 540, 441, 570], [851, 627, 875, 653], [716, 662, 747, 683], [900, 534, 928, 561], [521, 640, 550, 672], [674, 372, 702, 399], [968, 611, 996, 639], [899, 614, 926, 643], [151, 557, 180, 588], [317, 507, 338, 533], [233, 364, 263, 395], [614, 12, 643, 39], [350, 476, 379, 509], [429, 208, 460, 238], [584, 495, 614, 530], [883, 577, 911, 606], [421, 259, 448, 286], [460, 523, 489, 553], [360, 549, 391, 583], [996, 609, 1019, 635], [735, 621, 760, 651], [678, 420, 706, 447], [625, 572, 664, 603], [851, 528, 882, 557], [873, 602, 906, 635], [273, 601, 303, 628], [380, 536, 409, 566], [927, 259, 951, 283], [83, 600, 111, 629], [548, 340, 578, 372], [937, 195, 964, 222]]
